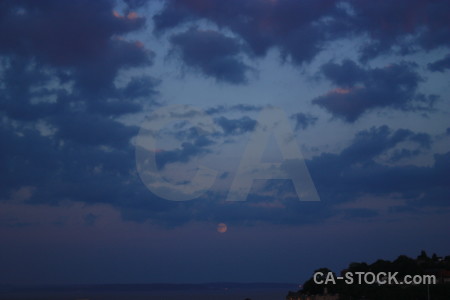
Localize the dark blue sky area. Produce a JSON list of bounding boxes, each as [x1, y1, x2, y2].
[[0, 0, 449, 285]]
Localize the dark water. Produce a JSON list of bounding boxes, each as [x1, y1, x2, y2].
[[0, 283, 296, 300]]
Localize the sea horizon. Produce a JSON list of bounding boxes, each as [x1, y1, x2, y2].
[[0, 282, 299, 300]]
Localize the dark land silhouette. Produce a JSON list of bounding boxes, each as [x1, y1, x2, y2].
[[287, 251, 450, 300]]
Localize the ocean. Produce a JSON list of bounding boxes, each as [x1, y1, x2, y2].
[[0, 283, 297, 300]]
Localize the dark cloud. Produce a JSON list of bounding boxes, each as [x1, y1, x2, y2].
[[155, 0, 343, 65], [428, 54, 450, 72], [170, 28, 249, 84], [0, 0, 448, 231], [388, 149, 422, 163], [205, 104, 262, 115], [313, 60, 436, 122], [0, 120, 175, 218], [123, 125, 447, 226], [122, 76, 159, 100], [214, 116, 257, 135], [124, 0, 149, 10], [0, 0, 165, 218], [0, 1, 146, 60], [0, 57, 56, 121], [373, 130, 428, 162], [0, 1, 159, 147], [0, 57, 157, 145], [409, 132, 432, 149], [0, 125, 59, 197], [0, 0, 152, 93], [138, 114, 258, 172], [339, 126, 430, 164], [52, 113, 139, 149], [143, 123, 446, 225], [155, 0, 450, 66], [155, 137, 213, 170], [1, 114, 447, 227], [320, 59, 366, 88], [307, 126, 448, 208], [87, 76, 160, 116], [348, 0, 450, 61], [291, 112, 318, 130], [72, 39, 152, 93]]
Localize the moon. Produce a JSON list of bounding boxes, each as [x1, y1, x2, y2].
[[217, 223, 227, 233]]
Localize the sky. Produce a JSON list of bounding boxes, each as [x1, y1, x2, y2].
[[0, 0, 449, 286]]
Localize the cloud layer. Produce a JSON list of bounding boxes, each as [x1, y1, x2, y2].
[[0, 0, 448, 229], [313, 60, 437, 122]]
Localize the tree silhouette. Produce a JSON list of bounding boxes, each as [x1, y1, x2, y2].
[[290, 251, 450, 300]]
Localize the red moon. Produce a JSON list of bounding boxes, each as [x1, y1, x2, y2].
[[217, 223, 227, 233]]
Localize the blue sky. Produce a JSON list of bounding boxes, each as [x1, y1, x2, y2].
[[0, 0, 449, 285]]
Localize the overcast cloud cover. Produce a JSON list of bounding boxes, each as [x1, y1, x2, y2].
[[0, 0, 449, 285]]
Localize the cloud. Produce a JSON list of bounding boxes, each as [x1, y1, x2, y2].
[[123, 0, 149, 10], [0, 1, 165, 218], [52, 113, 139, 149], [214, 116, 257, 135], [155, 0, 343, 65], [122, 76, 160, 100], [291, 112, 318, 130], [0, 0, 152, 94], [154, 0, 450, 65], [0, 56, 157, 145], [320, 59, 367, 88], [72, 39, 152, 93], [348, 0, 450, 60], [307, 126, 448, 208], [170, 28, 250, 84], [0, 1, 159, 147], [155, 138, 213, 170], [112, 125, 448, 225], [313, 60, 437, 122], [0, 57, 55, 121], [205, 104, 262, 115], [137, 114, 258, 171], [0, 0, 448, 230], [388, 149, 422, 163], [428, 54, 450, 72], [87, 75, 160, 116], [338, 126, 431, 163], [0, 120, 173, 217], [1, 113, 447, 228], [0, 125, 59, 198]]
